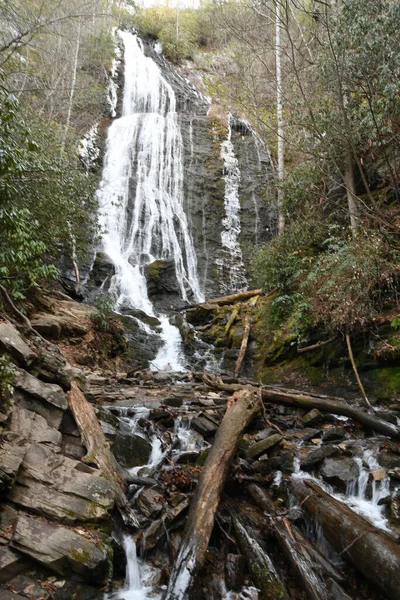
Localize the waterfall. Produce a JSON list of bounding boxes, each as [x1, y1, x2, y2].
[[216, 113, 248, 293], [97, 31, 203, 370]]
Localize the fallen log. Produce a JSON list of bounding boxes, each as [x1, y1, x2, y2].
[[67, 382, 137, 525], [297, 336, 336, 353], [289, 478, 400, 600], [224, 304, 239, 337], [193, 289, 262, 307], [164, 389, 259, 600], [248, 484, 349, 600], [202, 374, 400, 439], [234, 315, 251, 378], [232, 515, 290, 600]]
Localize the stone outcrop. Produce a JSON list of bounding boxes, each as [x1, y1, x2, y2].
[[8, 444, 115, 524], [11, 514, 110, 584], [0, 323, 36, 367]]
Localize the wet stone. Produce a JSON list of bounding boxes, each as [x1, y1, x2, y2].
[[298, 445, 339, 470], [321, 456, 360, 490], [112, 431, 152, 468]]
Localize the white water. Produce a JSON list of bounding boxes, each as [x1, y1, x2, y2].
[[216, 113, 248, 293], [107, 536, 162, 600], [97, 31, 203, 370], [292, 448, 391, 531]]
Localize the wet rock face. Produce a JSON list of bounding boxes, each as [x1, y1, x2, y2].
[[86, 39, 276, 306]]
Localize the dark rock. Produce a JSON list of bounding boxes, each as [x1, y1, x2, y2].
[[322, 427, 346, 442], [245, 434, 283, 460], [4, 573, 50, 599], [135, 487, 164, 518], [191, 413, 219, 437], [0, 444, 26, 492], [185, 304, 218, 327], [225, 554, 246, 591], [377, 454, 400, 470], [0, 323, 36, 367], [8, 444, 114, 524], [250, 450, 295, 475], [145, 259, 179, 296], [298, 445, 339, 470], [60, 412, 80, 436], [321, 457, 360, 490], [391, 489, 400, 522], [113, 432, 152, 468], [0, 546, 30, 582], [174, 451, 199, 465], [119, 307, 161, 328], [11, 514, 110, 584]]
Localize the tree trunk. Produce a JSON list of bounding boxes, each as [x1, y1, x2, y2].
[[234, 316, 251, 378], [248, 484, 349, 600], [289, 478, 400, 600], [67, 382, 135, 521], [276, 0, 285, 234], [202, 375, 400, 439], [164, 389, 259, 599], [192, 289, 262, 307], [232, 515, 290, 600]]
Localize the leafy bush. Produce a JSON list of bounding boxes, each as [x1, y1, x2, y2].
[[0, 354, 14, 402], [134, 6, 201, 61], [91, 294, 115, 332]]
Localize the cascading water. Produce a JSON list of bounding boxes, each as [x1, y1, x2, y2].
[[215, 113, 248, 294], [97, 30, 204, 370]]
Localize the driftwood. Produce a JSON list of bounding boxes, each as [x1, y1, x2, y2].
[[202, 374, 400, 439], [232, 515, 290, 600], [289, 478, 400, 600], [248, 484, 349, 600], [224, 304, 239, 337], [234, 315, 251, 378], [345, 332, 374, 411], [67, 382, 137, 524], [297, 336, 336, 353], [164, 389, 259, 599], [193, 289, 262, 307]]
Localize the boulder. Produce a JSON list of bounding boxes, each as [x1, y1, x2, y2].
[[112, 432, 152, 468], [0, 546, 30, 583], [31, 313, 88, 340], [185, 304, 218, 327], [298, 445, 339, 470], [321, 457, 360, 490], [225, 554, 246, 591], [8, 444, 115, 524], [11, 514, 110, 583], [135, 487, 164, 518], [301, 408, 323, 426], [145, 259, 179, 296], [0, 323, 36, 367], [35, 345, 84, 390], [10, 406, 62, 446], [0, 444, 26, 492]]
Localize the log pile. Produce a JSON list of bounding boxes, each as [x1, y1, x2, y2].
[[96, 368, 400, 600]]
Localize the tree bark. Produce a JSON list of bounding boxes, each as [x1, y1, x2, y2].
[[202, 375, 400, 439], [234, 316, 251, 378], [232, 514, 290, 600], [289, 478, 400, 600], [67, 382, 137, 524], [164, 389, 259, 599], [192, 289, 262, 307], [248, 484, 349, 600]]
